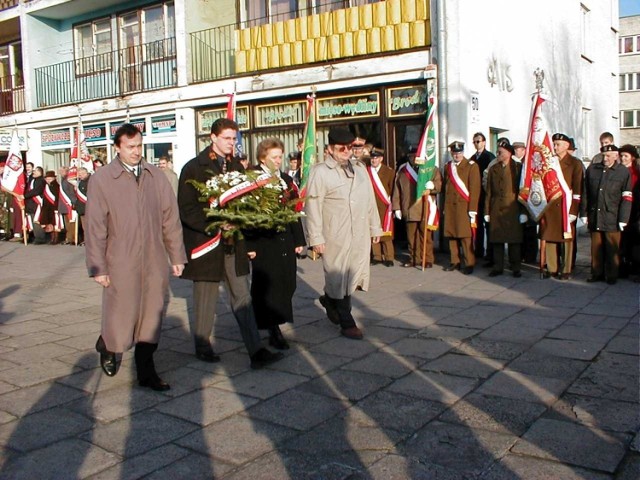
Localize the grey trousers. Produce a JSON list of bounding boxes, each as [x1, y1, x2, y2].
[[192, 254, 262, 356]]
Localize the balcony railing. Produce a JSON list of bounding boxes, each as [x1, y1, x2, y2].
[[0, 74, 25, 115], [190, 0, 429, 83], [35, 37, 177, 108]]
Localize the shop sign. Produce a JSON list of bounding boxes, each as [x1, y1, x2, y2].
[[82, 124, 107, 142], [41, 128, 71, 147], [198, 106, 250, 134], [256, 101, 306, 127], [109, 118, 147, 137], [317, 93, 379, 122], [0, 129, 28, 151], [151, 114, 177, 134], [387, 86, 427, 117]]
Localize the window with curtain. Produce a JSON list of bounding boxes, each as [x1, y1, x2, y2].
[[74, 18, 113, 75]]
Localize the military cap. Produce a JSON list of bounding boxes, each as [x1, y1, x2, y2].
[[552, 133, 571, 143], [448, 141, 465, 152], [512, 142, 526, 149], [328, 127, 355, 145], [497, 138, 514, 155], [45, 170, 57, 178], [370, 148, 384, 158], [600, 144, 619, 153]]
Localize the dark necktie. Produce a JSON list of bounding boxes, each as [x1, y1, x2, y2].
[[220, 159, 227, 174]]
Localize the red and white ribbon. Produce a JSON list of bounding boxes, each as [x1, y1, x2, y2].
[[367, 166, 393, 233], [214, 173, 273, 208], [44, 184, 57, 205], [191, 231, 222, 260], [447, 162, 470, 202]]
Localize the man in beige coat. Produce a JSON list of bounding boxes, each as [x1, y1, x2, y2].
[[305, 127, 382, 340], [85, 124, 187, 391]]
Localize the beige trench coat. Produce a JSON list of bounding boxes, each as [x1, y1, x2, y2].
[[305, 156, 382, 299], [85, 157, 187, 352]]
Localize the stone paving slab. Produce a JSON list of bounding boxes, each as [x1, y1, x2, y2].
[[481, 454, 613, 480], [299, 369, 392, 401], [386, 370, 478, 405], [474, 370, 571, 406]]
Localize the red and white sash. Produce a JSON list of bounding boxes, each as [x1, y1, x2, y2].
[[550, 158, 573, 239], [32, 195, 43, 224], [55, 211, 64, 231], [59, 187, 73, 212], [402, 163, 417, 185], [213, 172, 272, 208], [425, 195, 439, 230], [76, 185, 87, 204], [447, 162, 470, 202], [191, 231, 222, 260], [44, 184, 57, 206], [367, 166, 393, 233]]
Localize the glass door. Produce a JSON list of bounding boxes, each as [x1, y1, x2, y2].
[[119, 12, 141, 94]]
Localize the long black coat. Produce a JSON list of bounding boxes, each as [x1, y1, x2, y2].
[[24, 176, 44, 215], [178, 146, 249, 282], [585, 162, 631, 232], [244, 171, 305, 328]]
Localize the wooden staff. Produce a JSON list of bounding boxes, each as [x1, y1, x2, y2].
[[539, 217, 546, 278], [74, 211, 79, 246], [20, 207, 27, 246]]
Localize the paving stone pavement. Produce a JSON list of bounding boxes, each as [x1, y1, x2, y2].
[[0, 237, 638, 479]]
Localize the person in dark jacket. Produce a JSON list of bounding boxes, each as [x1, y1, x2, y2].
[[74, 167, 91, 245], [22, 166, 46, 244], [178, 118, 283, 368], [583, 145, 632, 284], [618, 144, 640, 278], [470, 132, 496, 263], [40, 170, 61, 244], [244, 138, 305, 350]]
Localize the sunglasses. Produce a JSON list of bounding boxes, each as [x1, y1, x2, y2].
[[336, 145, 354, 152], [473, 140, 484, 144]]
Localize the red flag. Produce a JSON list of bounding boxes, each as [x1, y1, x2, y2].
[[226, 92, 244, 156], [1, 129, 26, 201]]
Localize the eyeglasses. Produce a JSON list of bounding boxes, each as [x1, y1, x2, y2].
[[336, 145, 353, 152]]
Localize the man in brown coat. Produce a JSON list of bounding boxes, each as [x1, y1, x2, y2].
[[367, 148, 396, 266], [443, 141, 481, 274], [85, 124, 187, 391], [484, 139, 527, 277], [392, 149, 442, 268], [540, 133, 584, 279]]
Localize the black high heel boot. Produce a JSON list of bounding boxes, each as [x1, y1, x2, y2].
[[268, 325, 290, 350]]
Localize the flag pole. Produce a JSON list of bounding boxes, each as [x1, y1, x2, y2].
[[21, 208, 27, 246], [74, 214, 79, 246], [421, 194, 429, 271]]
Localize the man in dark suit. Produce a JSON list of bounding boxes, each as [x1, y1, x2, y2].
[[470, 132, 496, 264], [178, 118, 282, 369]]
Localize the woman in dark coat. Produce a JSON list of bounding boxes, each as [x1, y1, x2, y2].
[[245, 138, 305, 349], [41, 170, 61, 244]]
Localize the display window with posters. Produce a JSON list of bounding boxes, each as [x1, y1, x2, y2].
[[196, 106, 250, 156]]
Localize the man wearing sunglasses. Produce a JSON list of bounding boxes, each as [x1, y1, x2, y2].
[[471, 132, 496, 266], [305, 127, 382, 340]]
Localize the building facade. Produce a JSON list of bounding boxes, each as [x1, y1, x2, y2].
[[619, 14, 640, 149], [0, 0, 621, 173]]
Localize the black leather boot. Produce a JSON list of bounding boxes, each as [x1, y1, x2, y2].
[[135, 342, 170, 391], [268, 325, 289, 350]]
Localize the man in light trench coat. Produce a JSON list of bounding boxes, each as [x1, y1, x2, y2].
[[85, 124, 187, 391], [305, 126, 382, 340]]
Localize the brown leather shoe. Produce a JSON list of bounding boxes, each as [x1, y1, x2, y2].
[[341, 326, 363, 340]]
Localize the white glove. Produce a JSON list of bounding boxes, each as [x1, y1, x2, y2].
[[569, 214, 577, 223], [394, 210, 402, 220], [619, 222, 627, 231], [425, 181, 435, 190], [484, 215, 490, 223], [519, 214, 528, 224], [580, 217, 587, 225], [469, 212, 476, 223]]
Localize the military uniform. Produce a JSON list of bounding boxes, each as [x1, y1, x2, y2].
[[540, 151, 584, 276], [369, 161, 396, 265], [443, 149, 481, 271]]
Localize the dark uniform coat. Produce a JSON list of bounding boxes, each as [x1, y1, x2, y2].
[[178, 146, 249, 282], [75, 175, 90, 216], [540, 153, 584, 242], [485, 160, 523, 243], [585, 162, 632, 232], [24, 176, 44, 216], [244, 170, 305, 328], [391, 163, 443, 222], [85, 157, 187, 352], [443, 158, 481, 238], [40, 180, 60, 227]]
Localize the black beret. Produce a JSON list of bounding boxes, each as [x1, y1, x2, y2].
[[448, 141, 465, 152], [600, 144, 619, 153], [552, 133, 571, 143], [568, 138, 577, 150], [328, 127, 355, 145], [618, 144, 639, 159], [497, 138, 514, 155]]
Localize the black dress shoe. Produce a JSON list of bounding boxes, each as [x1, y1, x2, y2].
[[488, 270, 503, 277], [558, 273, 571, 280], [424, 262, 433, 268], [443, 263, 460, 272], [482, 261, 495, 268], [95, 335, 119, 377], [462, 266, 474, 275], [383, 260, 394, 267], [370, 259, 382, 266], [268, 326, 290, 350], [586, 275, 604, 283], [319, 295, 340, 324], [250, 348, 284, 369], [195, 349, 221, 363], [512, 271, 522, 278], [139, 376, 171, 391]]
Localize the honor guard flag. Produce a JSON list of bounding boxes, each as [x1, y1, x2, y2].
[[299, 94, 317, 198], [71, 115, 94, 173], [226, 92, 244, 157], [1, 129, 26, 200], [415, 80, 440, 230]]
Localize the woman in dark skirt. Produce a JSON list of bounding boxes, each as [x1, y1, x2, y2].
[[245, 138, 305, 349]]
